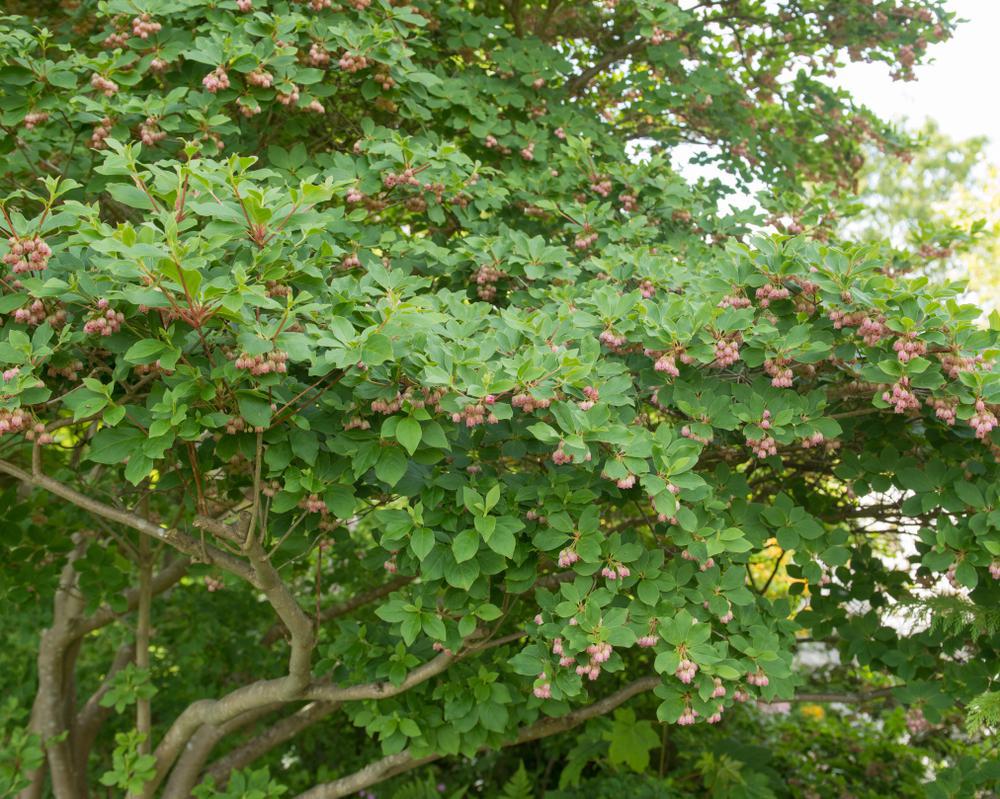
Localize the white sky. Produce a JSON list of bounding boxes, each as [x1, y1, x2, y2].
[[834, 0, 1000, 164]]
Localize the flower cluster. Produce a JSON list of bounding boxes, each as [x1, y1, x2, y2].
[[801, 431, 825, 449], [746, 668, 769, 687], [588, 175, 612, 197], [277, 85, 300, 106], [764, 357, 793, 388], [234, 350, 289, 375], [13, 299, 55, 326], [308, 43, 330, 67], [451, 400, 499, 427], [299, 494, 326, 513], [532, 671, 552, 699], [22, 111, 49, 129], [131, 14, 161, 38], [599, 562, 630, 580], [247, 69, 273, 88], [598, 329, 627, 349], [339, 53, 369, 72], [139, 117, 166, 146], [202, 67, 230, 93], [718, 292, 752, 309], [23, 422, 52, 444], [939, 351, 980, 378], [828, 308, 865, 329], [3, 235, 51, 274], [882, 377, 920, 413], [575, 641, 611, 680], [755, 282, 790, 307], [90, 73, 119, 96], [713, 335, 741, 367], [83, 300, 124, 336], [0, 408, 29, 437], [578, 385, 599, 411], [573, 228, 598, 250], [653, 353, 679, 377], [927, 397, 956, 425], [474, 264, 505, 300], [511, 392, 551, 413], [893, 333, 926, 363], [557, 546, 579, 567], [91, 117, 113, 149], [970, 399, 997, 440], [675, 657, 698, 683], [383, 168, 420, 188], [858, 315, 889, 345], [905, 707, 931, 735]]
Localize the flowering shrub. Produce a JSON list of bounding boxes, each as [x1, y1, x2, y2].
[[0, 1, 997, 797]]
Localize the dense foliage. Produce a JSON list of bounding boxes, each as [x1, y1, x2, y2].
[[0, 0, 998, 796]]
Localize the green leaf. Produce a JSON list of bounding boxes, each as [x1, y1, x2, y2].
[[88, 427, 147, 464], [123, 339, 166, 364], [485, 522, 515, 558], [410, 527, 434, 560], [362, 333, 393, 365], [124, 453, 153, 485], [322, 485, 355, 518], [237, 391, 272, 428], [605, 709, 660, 772], [63, 388, 108, 421], [954, 560, 978, 589], [445, 558, 479, 590], [422, 614, 446, 641], [452, 529, 480, 562], [396, 417, 422, 455], [955, 481, 985, 509], [375, 447, 408, 487]]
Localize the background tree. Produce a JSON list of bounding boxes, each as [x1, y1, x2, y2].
[[0, 1, 998, 797]]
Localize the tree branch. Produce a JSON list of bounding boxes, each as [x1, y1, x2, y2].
[[33, 536, 88, 799], [261, 576, 413, 648], [303, 652, 455, 704], [0, 459, 254, 584], [72, 642, 136, 791], [76, 555, 189, 637], [203, 701, 341, 787], [160, 704, 280, 799], [294, 676, 661, 799], [141, 536, 316, 797], [565, 38, 647, 96]]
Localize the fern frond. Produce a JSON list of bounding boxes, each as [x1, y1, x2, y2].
[[965, 691, 1000, 734], [892, 594, 1000, 639], [499, 763, 534, 799]]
